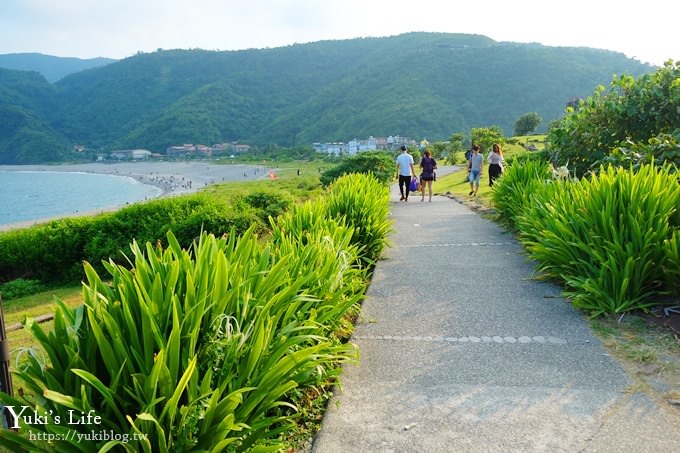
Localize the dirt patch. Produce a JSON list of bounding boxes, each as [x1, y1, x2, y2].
[[643, 305, 680, 335]]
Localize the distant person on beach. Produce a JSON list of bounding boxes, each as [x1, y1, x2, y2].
[[419, 150, 437, 202], [488, 143, 504, 187], [468, 144, 483, 196], [396, 145, 416, 202]]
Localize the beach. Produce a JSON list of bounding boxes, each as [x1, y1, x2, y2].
[[0, 160, 270, 231]]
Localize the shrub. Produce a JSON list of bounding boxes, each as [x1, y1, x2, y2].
[[548, 61, 680, 177], [270, 200, 368, 331], [0, 278, 45, 301], [490, 159, 553, 229], [602, 130, 680, 172], [0, 217, 91, 283], [0, 194, 261, 284], [0, 230, 358, 452], [325, 173, 393, 268], [239, 189, 294, 223], [319, 152, 395, 187], [517, 164, 680, 316], [663, 229, 680, 293]]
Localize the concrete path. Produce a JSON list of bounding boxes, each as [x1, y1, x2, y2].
[[312, 174, 680, 452]]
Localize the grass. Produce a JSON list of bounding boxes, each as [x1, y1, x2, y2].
[[436, 143, 531, 210], [590, 314, 680, 403], [513, 134, 547, 150], [4, 285, 82, 350], [203, 162, 326, 202], [434, 165, 496, 211], [2, 285, 82, 404]]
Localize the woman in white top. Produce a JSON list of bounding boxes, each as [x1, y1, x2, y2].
[[487, 143, 504, 187]]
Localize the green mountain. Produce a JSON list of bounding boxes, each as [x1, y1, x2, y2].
[[0, 33, 655, 164], [0, 53, 117, 83]]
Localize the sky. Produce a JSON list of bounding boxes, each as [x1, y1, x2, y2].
[[1, 0, 677, 67]]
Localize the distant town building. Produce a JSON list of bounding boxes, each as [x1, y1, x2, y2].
[[312, 142, 346, 155], [165, 144, 212, 158], [347, 136, 377, 154], [232, 143, 251, 153], [165, 142, 251, 157], [313, 135, 416, 155], [386, 135, 413, 150], [110, 149, 152, 160]]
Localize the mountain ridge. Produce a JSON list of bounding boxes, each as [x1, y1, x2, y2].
[[0, 52, 117, 83], [0, 32, 655, 164]]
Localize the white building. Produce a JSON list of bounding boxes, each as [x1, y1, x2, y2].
[[315, 135, 413, 154], [110, 149, 152, 160]]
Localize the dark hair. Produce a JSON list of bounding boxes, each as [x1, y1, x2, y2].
[[400, 145, 407, 151]]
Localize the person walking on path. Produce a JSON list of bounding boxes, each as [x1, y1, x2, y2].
[[488, 143, 504, 187], [469, 144, 483, 196], [419, 150, 437, 202], [396, 145, 416, 201]]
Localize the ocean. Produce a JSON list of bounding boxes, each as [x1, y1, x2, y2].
[[0, 171, 163, 227]]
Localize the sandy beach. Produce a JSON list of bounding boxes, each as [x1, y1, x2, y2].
[[0, 160, 270, 231]]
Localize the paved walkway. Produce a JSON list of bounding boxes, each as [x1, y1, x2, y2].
[[312, 171, 680, 452]]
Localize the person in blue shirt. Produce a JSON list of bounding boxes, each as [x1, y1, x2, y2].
[[468, 144, 483, 196]]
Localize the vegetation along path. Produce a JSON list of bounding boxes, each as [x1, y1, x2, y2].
[[311, 184, 680, 452]]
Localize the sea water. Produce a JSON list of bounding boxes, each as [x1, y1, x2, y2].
[[0, 171, 163, 227]]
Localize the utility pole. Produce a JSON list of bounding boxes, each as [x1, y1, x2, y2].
[[0, 295, 13, 429]]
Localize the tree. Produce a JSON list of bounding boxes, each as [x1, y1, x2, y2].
[[319, 151, 395, 186], [548, 61, 680, 177], [514, 112, 543, 136], [445, 133, 467, 164], [471, 126, 505, 154]]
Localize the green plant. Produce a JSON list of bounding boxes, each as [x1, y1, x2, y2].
[[517, 164, 680, 316], [0, 229, 358, 451], [0, 193, 262, 284], [270, 200, 368, 331], [0, 278, 45, 301], [603, 130, 680, 172], [319, 152, 395, 187], [548, 61, 680, 177], [490, 159, 553, 229], [324, 173, 393, 268], [663, 228, 680, 292], [239, 190, 295, 223]]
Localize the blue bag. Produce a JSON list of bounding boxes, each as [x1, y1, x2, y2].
[[409, 176, 418, 191]]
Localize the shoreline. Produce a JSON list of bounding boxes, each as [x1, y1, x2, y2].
[[0, 160, 270, 232]]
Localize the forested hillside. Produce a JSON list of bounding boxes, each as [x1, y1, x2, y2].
[[0, 53, 116, 83], [0, 32, 655, 164]]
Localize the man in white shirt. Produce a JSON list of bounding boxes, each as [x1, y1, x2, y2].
[[396, 145, 416, 201]]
